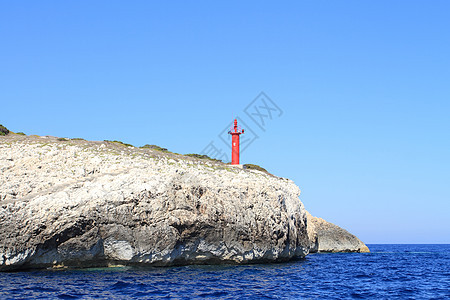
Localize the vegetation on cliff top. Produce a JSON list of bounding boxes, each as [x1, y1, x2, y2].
[[185, 153, 222, 162], [105, 140, 134, 147], [0, 124, 9, 136], [140, 144, 168, 152], [243, 164, 269, 173]]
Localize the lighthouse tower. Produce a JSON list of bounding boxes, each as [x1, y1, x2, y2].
[[228, 119, 244, 165]]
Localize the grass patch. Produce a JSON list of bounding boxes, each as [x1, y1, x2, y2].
[[57, 137, 69, 141], [71, 138, 85, 141], [0, 124, 9, 136], [16, 132, 26, 135], [243, 164, 268, 173]]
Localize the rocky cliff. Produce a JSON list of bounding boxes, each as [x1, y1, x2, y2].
[[0, 135, 311, 271], [0, 134, 369, 271]]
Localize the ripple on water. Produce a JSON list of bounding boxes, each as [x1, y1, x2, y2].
[[0, 245, 449, 299]]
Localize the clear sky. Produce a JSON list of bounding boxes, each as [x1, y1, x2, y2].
[[1, 1, 449, 243]]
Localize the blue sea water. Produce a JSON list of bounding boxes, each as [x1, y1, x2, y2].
[[0, 244, 449, 299]]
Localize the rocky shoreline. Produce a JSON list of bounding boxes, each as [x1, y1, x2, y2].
[[0, 134, 368, 271], [307, 212, 369, 253]]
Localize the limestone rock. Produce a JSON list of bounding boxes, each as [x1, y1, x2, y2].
[[0, 135, 310, 271], [306, 212, 369, 253]]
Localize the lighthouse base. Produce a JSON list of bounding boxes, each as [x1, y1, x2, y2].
[[230, 164, 244, 169]]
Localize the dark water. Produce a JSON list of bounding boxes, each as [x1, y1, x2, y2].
[[0, 244, 449, 299]]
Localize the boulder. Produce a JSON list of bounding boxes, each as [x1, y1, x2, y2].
[[306, 212, 369, 253]]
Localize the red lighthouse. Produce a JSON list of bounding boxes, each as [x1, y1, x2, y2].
[[228, 119, 244, 165]]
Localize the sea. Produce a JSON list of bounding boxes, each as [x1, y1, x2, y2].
[[0, 244, 449, 299]]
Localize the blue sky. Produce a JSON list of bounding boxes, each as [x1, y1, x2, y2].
[[1, 1, 449, 243]]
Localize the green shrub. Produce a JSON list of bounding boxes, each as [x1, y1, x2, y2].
[[71, 137, 85, 140], [57, 137, 69, 141], [185, 153, 222, 162], [0, 124, 9, 136], [16, 132, 26, 135], [244, 164, 268, 173], [104, 140, 134, 147], [140, 144, 168, 152]]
